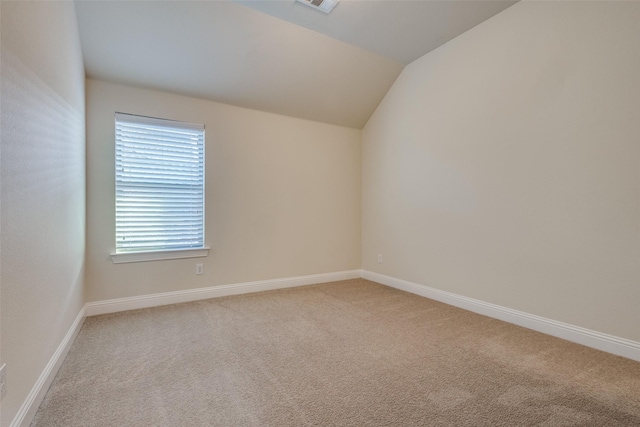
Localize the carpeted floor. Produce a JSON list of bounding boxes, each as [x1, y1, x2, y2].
[[33, 279, 640, 426]]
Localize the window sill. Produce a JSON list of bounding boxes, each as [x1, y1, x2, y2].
[[111, 247, 210, 264]]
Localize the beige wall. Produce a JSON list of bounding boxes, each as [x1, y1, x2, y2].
[[362, 1, 640, 341], [86, 79, 361, 302], [0, 2, 86, 426]]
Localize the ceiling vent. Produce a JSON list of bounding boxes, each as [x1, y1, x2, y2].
[[296, 0, 339, 14]]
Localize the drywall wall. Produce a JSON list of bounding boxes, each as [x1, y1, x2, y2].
[[85, 79, 361, 302], [0, 2, 86, 426], [362, 1, 640, 342]]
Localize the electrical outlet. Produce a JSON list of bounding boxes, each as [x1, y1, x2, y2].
[[195, 263, 204, 275], [377, 254, 383, 263], [0, 364, 6, 401]]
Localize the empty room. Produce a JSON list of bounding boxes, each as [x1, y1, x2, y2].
[[1, 0, 639, 426]]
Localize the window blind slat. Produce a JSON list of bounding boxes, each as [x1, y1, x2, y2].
[[116, 134, 203, 148]]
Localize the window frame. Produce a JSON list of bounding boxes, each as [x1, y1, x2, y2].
[[110, 112, 209, 264]]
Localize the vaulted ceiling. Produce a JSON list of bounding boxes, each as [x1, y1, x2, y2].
[[74, 0, 517, 128]]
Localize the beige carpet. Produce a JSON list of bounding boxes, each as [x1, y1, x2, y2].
[[33, 279, 640, 426]]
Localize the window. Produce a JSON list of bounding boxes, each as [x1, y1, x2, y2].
[[111, 113, 208, 263]]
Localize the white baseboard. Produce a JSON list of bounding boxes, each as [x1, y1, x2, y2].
[[85, 270, 362, 316], [361, 270, 640, 362], [11, 307, 86, 427], [13, 270, 359, 426], [14, 268, 638, 427]]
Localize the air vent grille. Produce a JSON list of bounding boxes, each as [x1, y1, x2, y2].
[[296, 0, 339, 14]]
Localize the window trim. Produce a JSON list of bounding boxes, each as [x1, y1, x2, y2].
[[112, 112, 207, 263], [110, 247, 209, 264]]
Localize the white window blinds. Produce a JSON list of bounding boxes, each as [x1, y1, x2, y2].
[[115, 113, 205, 253]]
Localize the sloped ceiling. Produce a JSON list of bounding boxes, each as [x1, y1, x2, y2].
[[74, 0, 516, 128]]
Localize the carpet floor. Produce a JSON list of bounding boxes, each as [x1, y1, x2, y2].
[[33, 279, 640, 426]]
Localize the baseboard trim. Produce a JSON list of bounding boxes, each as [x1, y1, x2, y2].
[[85, 270, 362, 317], [11, 306, 86, 427], [13, 270, 360, 427], [361, 270, 640, 362], [14, 268, 638, 427]]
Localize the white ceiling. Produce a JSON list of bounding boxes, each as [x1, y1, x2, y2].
[[236, 0, 517, 64], [74, 0, 517, 128]]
